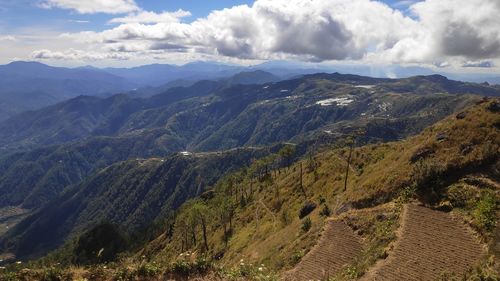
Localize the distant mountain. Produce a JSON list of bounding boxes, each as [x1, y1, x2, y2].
[[221, 70, 281, 85], [0, 61, 136, 121], [104, 62, 243, 86], [1, 73, 496, 153], [127, 70, 282, 99], [0, 73, 490, 222]]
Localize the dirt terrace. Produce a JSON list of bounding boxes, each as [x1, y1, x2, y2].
[[362, 204, 485, 281], [282, 220, 364, 281]]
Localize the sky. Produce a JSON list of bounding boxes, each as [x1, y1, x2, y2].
[[0, 0, 499, 73]]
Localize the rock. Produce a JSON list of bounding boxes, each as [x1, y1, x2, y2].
[[436, 132, 448, 141], [455, 111, 467, 119], [435, 201, 453, 212], [410, 147, 434, 163]]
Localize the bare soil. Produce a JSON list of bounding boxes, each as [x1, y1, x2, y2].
[[361, 204, 485, 281], [282, 220, 364, 281]]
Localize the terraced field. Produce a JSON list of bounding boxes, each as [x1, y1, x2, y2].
[[282, 220, 364, 281], [362, 204, 485, 281]]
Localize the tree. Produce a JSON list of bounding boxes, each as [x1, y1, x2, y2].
[[214, 195, 236, 246], [190, 201, 211, 252], [278, 144, 296, 169], [343, 136, 355, 192], [338, 129, 365, 192]]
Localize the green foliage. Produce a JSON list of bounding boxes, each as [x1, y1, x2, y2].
[[223, 261, 278, 281], [290, 251, 305, 265], [39, 267, 74, 281], [85, 266, 107, 281], [301, 217, 312, 233], [280, 208, 291, 226], [137, 261, 161, 278], [447, 183, 476, 208], [73, 223, 128, 265], [170, 256, 213, 277], [398, 185, 417, 203], [472, 191, 497, 233], [113, 267, 135, 281]]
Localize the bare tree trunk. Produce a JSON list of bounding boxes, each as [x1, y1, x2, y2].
[[300, 162, 306, 196], [344, 143, 354, 192], [191, 226, 197, 246], [201, 218, 209, 252]]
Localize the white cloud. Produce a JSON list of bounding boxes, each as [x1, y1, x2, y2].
[[109, 9, 191, 24], [30, 0, 500, 69], [38, 0, 139, 14], [411, 0, 500, 59], [0, 35, 16, 41], [32, 49, 131, 60]]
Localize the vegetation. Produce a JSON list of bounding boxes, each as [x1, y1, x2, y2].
[[0, 96, 498, 280]]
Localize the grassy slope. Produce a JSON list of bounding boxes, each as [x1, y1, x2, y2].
[[143, 99, 498, 274]]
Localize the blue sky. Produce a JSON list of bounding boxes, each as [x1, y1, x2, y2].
[[0, 0, 256, 33], [0, 0, 415, 33], [0, 0, 498, 72]]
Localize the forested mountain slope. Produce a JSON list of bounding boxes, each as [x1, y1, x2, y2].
[[0, 73, 492, 152]]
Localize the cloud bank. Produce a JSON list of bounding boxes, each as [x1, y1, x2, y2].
[[39, 0, 139, 14], [32, 0, 500, 68]]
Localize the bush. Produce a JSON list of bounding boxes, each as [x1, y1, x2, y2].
[[137, 261, 161, 278], [171, 260, 192, 276], [398, 185, 417, 203], [301, 218, 312, 232], [73, 223, 128, 265], [319, 205, 331, 217], [40, 267, 73, 281], [298, 202, 317, 219], [447, 184, 476, 208], [114, 267, 135, 281], [290, 251, 305, 265], [472, 191, 497, 233]]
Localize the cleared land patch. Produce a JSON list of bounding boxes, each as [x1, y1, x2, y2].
[[362, 204, 485, 280], [283, 220, 364, 281]]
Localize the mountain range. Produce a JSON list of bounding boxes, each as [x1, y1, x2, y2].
[[0, 70, 498, 261], [1, 60, 499, 122]]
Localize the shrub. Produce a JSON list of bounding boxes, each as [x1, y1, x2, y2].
[[398, 185, 417, 203], [137, 261, 161, 278], [447, 184, 476, 208], [319, 205, 331, 217], [298, 202, 317, 219], [171, 260, 192, 276], [290, 251, 305, 265], [40, 267, 73, 281], [472, 191, 497, 233], [85, 266, 107, 281], [114, 267, 135, 281], [280, 209, 291, 226], [73, 223, 128, 265], [301, 218, 312, 232]]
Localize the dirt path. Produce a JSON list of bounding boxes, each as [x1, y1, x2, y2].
[[282, 220, 364, 281], [361, 204, 485, 281]]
